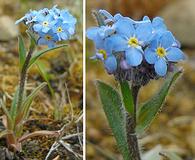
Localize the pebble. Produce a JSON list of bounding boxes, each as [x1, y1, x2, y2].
[[159, 0, 195, 47], [0, 16, 19, 41]]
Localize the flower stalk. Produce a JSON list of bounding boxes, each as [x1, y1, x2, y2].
[[126, 85, 141, 160]]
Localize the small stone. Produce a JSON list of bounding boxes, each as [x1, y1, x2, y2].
[[0, 16, 19, 41]]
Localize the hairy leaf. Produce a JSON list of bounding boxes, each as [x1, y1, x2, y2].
[[28, 44, 67, 68], [96, 80, 131, 160], [136, 70, 182, 133], [0, 99, 13, 129], [120, 81, 134, 115], [36, 61, 54, 97], [18, 35, 26, 70], [10, 87, 19, 121], [15, 82, 47, 125], [26, 31, 36, 50]]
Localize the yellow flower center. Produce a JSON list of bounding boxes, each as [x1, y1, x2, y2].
[[45, 35, 52, 41], [156, 47, 166, 57], [128, 37, 139, 47], [42, 21, 49, 27], [57, 27, 63, 32], [99, 49, 107, 59]]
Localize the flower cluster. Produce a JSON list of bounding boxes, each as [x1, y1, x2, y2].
[[16, 5, 76, 48], [87, 10, 185, 86]]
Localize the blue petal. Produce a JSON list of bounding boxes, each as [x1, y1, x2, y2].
[[114, 13, 123, 21], [33, 24, 42, 32], [143, 16, 150, 21], [37, 37, 46, 45], [152, 17, 167, 32], [172, 39, 181, 48], [94, 52, 104, 61], [104, 39, 113, 55], [104, 56, 117, 73], [42, 27, 50, 33], [105, 34, 127, 52], [144, 48, 158, 64], [115, 19, 135, 37], [86, 27, 99, 40], [136, 22, 153, 43], [150, 40, 158, 50], [166, 47, 185, 62], [159, 31, 175, 49], [125, 48, 143, 66], [47, 41, 55, 48], [154, 58, 167, 76], [99, 26, 115, 39], [60, 32, 68, 40], [94, 34, 104, 49]]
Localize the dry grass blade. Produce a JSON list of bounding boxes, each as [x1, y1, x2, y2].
[[18, 130, 60, 142], [59, 140, 83, 158]]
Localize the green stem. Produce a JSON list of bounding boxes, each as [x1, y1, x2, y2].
[[126, 85, 141, 160], [17, 48, 34, 111]]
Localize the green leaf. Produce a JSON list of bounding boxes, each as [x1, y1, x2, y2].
[[36, 61, 54, 97], [136, 70, 182, 133], [16, 82, 47, 124], [120, 81, 134, 115], [10, 87, 19, 120], [96, 80, 131, 160], [28, 44, 67, 69], [18, 35, 26, 70], [26, 31, 36, 50], [0, 99, 13, 129]]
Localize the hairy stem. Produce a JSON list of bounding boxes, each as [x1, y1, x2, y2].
[[126, 85, 141, 160], [17, 48, 34, 111]]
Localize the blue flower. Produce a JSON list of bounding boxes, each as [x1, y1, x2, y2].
[[53, 19, 69, 40], [91, 40, 117, 73], [144, 31, 185, 76], [37, 30, 58, 48], [59, 10, 77, 34], [87, 26, 117, 73], [33, 14, 56, 33], [108, 19, 153, 66]]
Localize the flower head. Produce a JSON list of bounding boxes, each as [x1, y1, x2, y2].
[[87, 10, 186, 85], [16, 5, 77, 47]]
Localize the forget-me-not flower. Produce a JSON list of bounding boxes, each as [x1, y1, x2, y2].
[[33, 14, 55, 33], [108, 19, 153, 66], [38, 30, 58, 48], [144, 31, 185, 76], [53, 19, 69, 40], [87, 26, 117, 73]]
